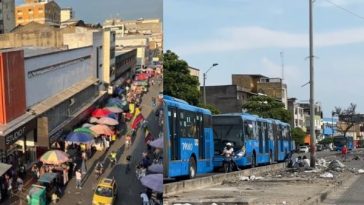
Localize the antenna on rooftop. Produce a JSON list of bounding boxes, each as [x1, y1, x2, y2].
[[280, 51, 284, 81]]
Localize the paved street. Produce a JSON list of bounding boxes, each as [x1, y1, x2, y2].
[[320, 148, 364, 205], [55, 79, 162, 205]]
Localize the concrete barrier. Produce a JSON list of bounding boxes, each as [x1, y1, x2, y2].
[[164, 162, 286, 196]]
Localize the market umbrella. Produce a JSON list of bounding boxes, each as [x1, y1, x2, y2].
[[92, 108, 112, 118], [65, 132, 94, 144], [105, 106, 123, 113], [97, 117, 119, 126], [82, 123, 94, 128], [74, 127, 98, 137], [40, 150, 69, 165], [149, 137, 163, 149], [89, 124, 114, 136], [108, 98, 123, 105], [140, 174, 163, 193], [147, 164, 163, 173], [107, 113, 118, 120], [106, 102, 122, 109], [89, 117, 99, 123]]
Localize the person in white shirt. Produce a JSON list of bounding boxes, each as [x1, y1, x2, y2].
[[140, 192, 150, 205]]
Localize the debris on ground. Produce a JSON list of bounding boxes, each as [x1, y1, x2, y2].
[[316, 158, 328, 168], [352, 155, 361, 160], [327, 160, 345, 172], [357, 169, 364, 174], [320, 172, 334, 178]]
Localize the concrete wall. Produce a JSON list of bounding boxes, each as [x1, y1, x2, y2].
[[91, 31, 103, 82], [61, 8, 73, 22], [102, 30, 116, 84], [202, 85, 240, 113], [24, 46, 94, 107], [1, 0, 15, 33], [63, 28, 95, 49]]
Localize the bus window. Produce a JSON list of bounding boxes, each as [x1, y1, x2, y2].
[[186, 111, 197, 138], [268, 123, 273, 140], [178, 110, 187, 137], [244, 120, 254, 139]]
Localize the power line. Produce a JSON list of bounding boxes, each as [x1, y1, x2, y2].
[[322, 0, 364, 21]]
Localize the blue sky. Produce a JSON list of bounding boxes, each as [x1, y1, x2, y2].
[[15, 0, 163, 23], [164, 0, 364, 117]]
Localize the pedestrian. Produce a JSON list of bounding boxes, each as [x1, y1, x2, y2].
[[342, 145, 348, 161], [75, 169, 82, 189], [125, 155, 132, 174], [16, 176, 23, 192], [19, 164, 26, 180], [302, 156, 310, 168], [82, 151, 87, 161], [140, 192, 150, 205]]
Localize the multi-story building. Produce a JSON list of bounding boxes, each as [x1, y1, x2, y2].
[[102, 30, 116, 85], [0, 47, 107, 165], [16, 0, 61, 26], [103, 18, 162, 66], [232, 74, 288, 108], [115, 35, 149, 68], [201, 85, 256, 113], [188, 66, 200, 79], [0, 21, 98, 49], [300, 102, 323, 139], [60, 7, 73, 22], [0, 0, 15, 33], [287, 98, 306, 132]]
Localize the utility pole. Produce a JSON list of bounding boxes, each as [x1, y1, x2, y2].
[[280, 51, 284, 81], [203, 63, 218, 105], [309, 0, 316, 168]]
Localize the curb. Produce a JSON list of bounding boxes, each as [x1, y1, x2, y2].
[[302, 172, 358, 205], [164, 162, 287, 196]]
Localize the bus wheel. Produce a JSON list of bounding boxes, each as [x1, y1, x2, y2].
[[251, 153, 256, 168], [188, 157, 196, 179]]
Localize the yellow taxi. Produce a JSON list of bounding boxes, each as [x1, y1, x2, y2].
[[92, 178, 118, 205]]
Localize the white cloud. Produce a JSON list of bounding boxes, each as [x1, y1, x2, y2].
[[173, 26, 364, 55]]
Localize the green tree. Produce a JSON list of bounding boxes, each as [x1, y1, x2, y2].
[[198, 103, 220, 114], [291, 127, 306, 145], [242, 95, 291, 122], [163, 50, 200, 105], [318, 137, 333, 145]]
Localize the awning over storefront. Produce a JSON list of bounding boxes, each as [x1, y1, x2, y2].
[[0, 162, 12, 176]]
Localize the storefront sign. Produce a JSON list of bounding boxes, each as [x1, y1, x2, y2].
[[4, 118, 37, 146]]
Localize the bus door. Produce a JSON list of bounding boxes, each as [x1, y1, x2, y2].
[[258, 121, 264, 154], [168, 107, 179, 161], [197, 113, 205, 159], [264, 122, 269, 154], [273, 123, 278, 161]]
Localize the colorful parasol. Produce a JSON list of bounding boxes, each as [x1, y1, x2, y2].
[[105, 106, 123, 113], [74, 127, 98, 137], [89, 124, 114, 136], [91, 108, 112, 118], [97, 117, 119, 126], [65, 132, 94, 144], [40, 150, 69, 165]]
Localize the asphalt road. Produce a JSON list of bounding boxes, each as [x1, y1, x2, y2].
[[320, 148, 364, 205], [57, 79, 162, 205]]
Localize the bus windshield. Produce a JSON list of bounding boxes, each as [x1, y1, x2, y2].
[[213, 125, 243, 153]]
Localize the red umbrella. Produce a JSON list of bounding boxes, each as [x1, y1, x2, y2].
[[92, 108, 112, 118]]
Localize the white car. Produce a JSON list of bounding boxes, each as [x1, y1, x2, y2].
[[299, 145, 309, 153]]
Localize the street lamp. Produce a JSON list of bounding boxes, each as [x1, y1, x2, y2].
[[203, 63, 219, 105]]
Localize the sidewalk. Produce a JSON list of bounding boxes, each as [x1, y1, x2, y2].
[[6, 78, 162, 205]]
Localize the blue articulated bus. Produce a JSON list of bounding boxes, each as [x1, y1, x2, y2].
[[163, 96, 214, 179], [333, 135, 353, 151], [212, 113, 293, 168]]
